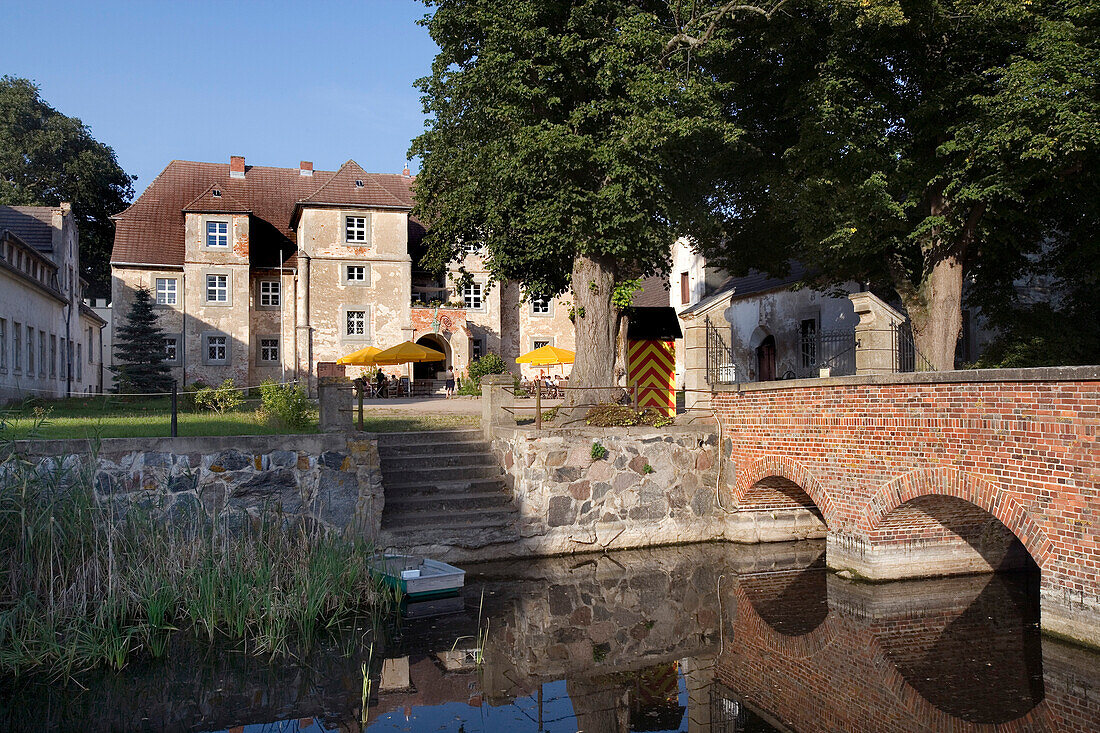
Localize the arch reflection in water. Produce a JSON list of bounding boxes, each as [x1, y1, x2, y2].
[[2, 541, 1097, 732]]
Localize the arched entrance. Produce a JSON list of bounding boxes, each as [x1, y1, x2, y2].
[[414, 334, 448, 380]]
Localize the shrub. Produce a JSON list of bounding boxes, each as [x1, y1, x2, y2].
[[590, 442, 608, 461], [456, 379, 482, 396], [585, 404, 675, 428], [258, 380, 314, 430], [192, 379, 244, 413], [467, 353, 508, 384]]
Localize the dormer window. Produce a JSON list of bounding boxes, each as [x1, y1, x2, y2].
[[212, 188, 221, 198], [354, 179, 364, 188], [206, 220, 229, 247]]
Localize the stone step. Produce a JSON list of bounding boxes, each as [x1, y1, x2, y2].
[[385, 491, 514, 513], [383, 477, 510, 497], [378, 440, 492, 457], [381, 452, 499, 471], [381, 507, 518, 531], [383, 464, 503, 483], [380, 523, 521, 551], [377, 429, 483, 446]]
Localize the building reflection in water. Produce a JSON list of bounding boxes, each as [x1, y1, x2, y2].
[[1, 542, 1097, 732]]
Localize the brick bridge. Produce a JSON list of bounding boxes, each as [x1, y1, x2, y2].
[[712, 366, 1100, 648]]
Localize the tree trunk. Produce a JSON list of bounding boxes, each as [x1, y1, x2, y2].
[[563, 251, 619, 420], [901, 253, 964, 371]]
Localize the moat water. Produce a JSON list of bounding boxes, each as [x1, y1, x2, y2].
[[2, 540, 1098, 732]]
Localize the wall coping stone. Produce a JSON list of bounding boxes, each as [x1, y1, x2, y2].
[[497, 424, 716, 441], [713, 365, 1100, 393]]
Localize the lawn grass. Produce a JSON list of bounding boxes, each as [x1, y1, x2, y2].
[[0, 396, 316, 441], [355, 412, 479, 433], [0, 396, 478, 440]]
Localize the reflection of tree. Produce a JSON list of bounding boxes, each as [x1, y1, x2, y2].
[[566, 662, 684, 733]]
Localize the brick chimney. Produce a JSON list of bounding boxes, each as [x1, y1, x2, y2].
[[230, 155, 245, 179], [299, 160, 313, 176]]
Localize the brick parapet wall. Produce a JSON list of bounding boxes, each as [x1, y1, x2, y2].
[[712, 368, 1100, 646]]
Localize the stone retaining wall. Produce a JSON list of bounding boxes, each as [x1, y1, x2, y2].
[[485, 425, 825, 558], [4, 433, 384, 538]]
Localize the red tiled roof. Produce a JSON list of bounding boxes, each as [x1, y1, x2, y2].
[[182, 183, 251, 213], [297, 160, 409, 209], [111, 160, 415, 269]]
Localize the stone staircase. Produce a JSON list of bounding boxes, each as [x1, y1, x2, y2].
[[377, 429, 519, 549]]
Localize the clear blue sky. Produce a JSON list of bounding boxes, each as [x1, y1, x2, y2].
[[1, 0, 437, 190]]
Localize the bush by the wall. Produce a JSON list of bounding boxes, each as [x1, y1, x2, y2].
[[258, 380, 314, 430], [468, 353, 508, 384], [192, 379, 244, 413]]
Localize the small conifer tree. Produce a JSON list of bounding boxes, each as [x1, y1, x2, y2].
[[111, 285, 173, 394]]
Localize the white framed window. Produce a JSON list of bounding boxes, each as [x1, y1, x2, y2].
[[155, 277, 177, 305], [530, 297, 551, 316], [206, 274, 228, 303], [346, 310, 366, 337], [39, 330, 46, 377], [163, 336, 178, 363], [532, 339, 551, 351], [0, 319, 6, 372], [87, 326, 93, 363], [463, 281, 484, 310], [259, 280, 280, 307], [259, 338, 279, 363], [204, 334, 228, 364], [27, 327, 34, 375], [471, 336, 485, 361], [76, 344, 82, 381], [345, 216, 368, 243], [346, 265, 368, 283], [462, 239, 482, 255], [206, 220, 229, 247]]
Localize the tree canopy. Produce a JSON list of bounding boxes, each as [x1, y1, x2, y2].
[[411, 0, 737, 406], [694, 0, 1100, 368], [0, 76, 134, 297]]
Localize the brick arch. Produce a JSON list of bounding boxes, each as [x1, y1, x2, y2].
[[861, 467, 1054, 569], [733, 456, 835, 527]]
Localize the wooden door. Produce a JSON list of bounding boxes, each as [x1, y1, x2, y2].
[[756, 336, 776, 381]]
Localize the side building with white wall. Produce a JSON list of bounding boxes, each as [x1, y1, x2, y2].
[[0, 204, 105, 403]]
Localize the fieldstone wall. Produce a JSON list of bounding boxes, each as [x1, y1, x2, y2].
[[489, 425, 729, 555], [5, 433, 384, 538]]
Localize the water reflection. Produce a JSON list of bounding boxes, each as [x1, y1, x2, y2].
[[1, 541, 1097, 732]]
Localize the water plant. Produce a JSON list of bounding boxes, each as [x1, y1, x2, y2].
[[0, 440, 394, 678]]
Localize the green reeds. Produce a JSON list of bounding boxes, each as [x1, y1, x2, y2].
[[0, 443, 394, 677]]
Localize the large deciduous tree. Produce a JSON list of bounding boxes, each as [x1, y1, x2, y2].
[[695, 0, 1099, 369], [410, 0, 736, 412], [0, 76, 135, 297]]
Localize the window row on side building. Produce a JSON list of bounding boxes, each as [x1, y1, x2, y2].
[[0, 205, 106, 404]]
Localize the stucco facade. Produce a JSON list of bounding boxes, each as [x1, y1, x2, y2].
[[0, 205, 104, 403]]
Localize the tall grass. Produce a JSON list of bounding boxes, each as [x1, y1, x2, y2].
[[0, 434, 396, 678]]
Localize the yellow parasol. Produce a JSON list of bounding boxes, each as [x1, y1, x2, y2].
[[515, 345, 575, 366], [336, 345, 383, 366], [372, 341, 447, 366]]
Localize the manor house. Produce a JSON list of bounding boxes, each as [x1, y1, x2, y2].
[[110, 156, 574, 393]]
